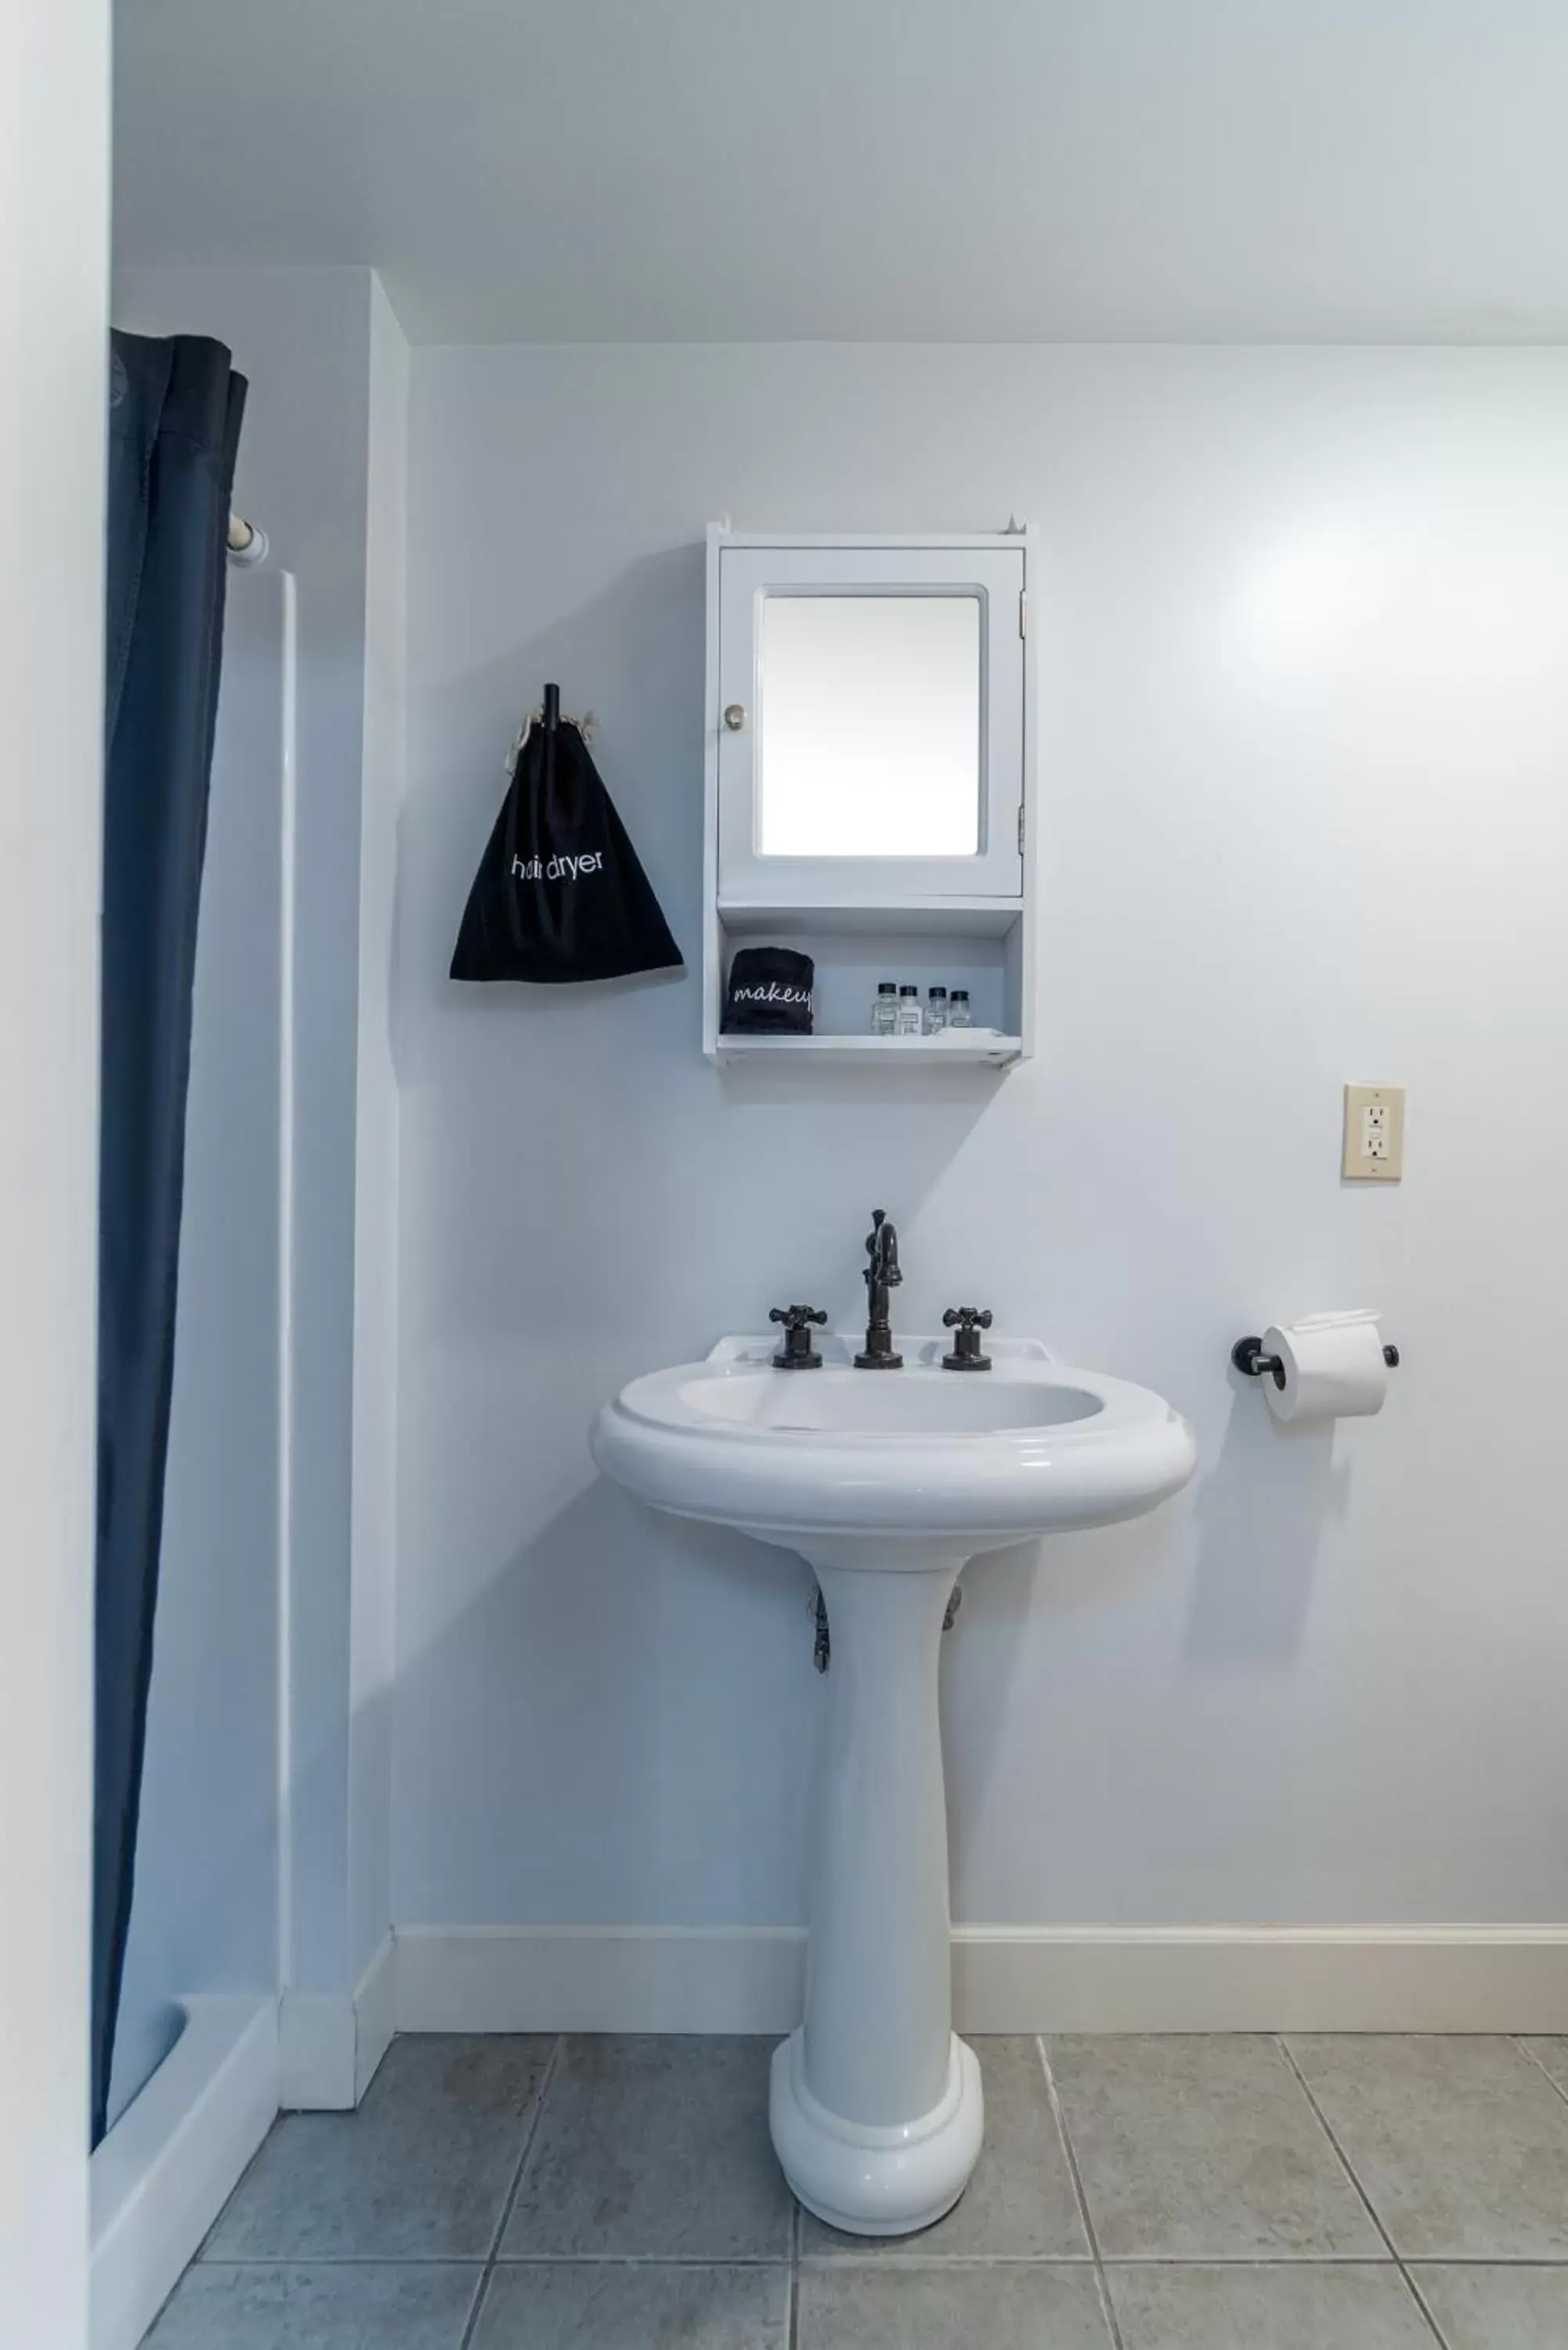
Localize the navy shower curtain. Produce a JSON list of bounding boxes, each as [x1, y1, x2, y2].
[[93, 334, 246, 2142]]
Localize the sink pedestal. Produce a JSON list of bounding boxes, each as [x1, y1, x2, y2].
[[768, 1538, 985, 2236], [592, 1334, 1198, 2235]]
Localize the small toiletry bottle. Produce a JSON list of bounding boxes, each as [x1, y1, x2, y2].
[[872, 982, 898, 1036], [895, 985, 923, 1036], [948, 989, 973, 1029], [926, 985, 948, 1035]]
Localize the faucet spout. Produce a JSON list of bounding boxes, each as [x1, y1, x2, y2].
[[854, 1209, 904, 1370]]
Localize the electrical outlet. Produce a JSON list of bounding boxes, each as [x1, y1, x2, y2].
[[1342, 1083, 1404, 1181]]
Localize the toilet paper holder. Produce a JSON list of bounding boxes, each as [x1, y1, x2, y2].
[[1231, 1333, 1400, 1387]]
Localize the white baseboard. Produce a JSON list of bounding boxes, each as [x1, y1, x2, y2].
[[278, 1987, 355, 2108], [950, 1925, 1568, 2033], [396, 1922, 1568, 2037], [397, 1925, 804, 2034], [354, 1928, 399, 2099], [280, 1930, 398, 2110], [91, 1993, 277, 2350]]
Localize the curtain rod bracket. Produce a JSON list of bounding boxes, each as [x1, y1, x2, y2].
[[226, 512, 268, 568]]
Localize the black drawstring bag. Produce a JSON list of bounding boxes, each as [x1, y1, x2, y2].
[[723, 945, 815, 1033], [451, 703, 681, 984]]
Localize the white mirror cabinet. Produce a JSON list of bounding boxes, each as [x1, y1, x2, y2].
[[702, 524, 1036, 1065]]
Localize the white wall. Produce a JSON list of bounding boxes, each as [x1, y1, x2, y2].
[[0, 0, 108, 2338], [111, 268, 401, 2023], [396, 343, 1568, 1939]]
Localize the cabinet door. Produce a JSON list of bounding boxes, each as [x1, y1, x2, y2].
[[717, 544, 1025, 902]]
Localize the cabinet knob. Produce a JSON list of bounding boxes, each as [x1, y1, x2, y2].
[[723, 703, 747, 732]]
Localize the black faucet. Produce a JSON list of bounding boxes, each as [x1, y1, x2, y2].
[[854, 1209, 903, 1369]]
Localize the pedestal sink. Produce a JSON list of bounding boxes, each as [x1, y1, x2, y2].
[[591, 1331, 1194, 2236]]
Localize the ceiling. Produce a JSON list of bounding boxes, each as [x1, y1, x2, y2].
[[114, 0, 1568, 345]]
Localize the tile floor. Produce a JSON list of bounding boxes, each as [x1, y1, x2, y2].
[[143, 2031, 1568, 2347]]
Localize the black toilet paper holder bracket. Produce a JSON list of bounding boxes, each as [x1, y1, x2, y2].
[[1231, 1334, 1400, 1387]]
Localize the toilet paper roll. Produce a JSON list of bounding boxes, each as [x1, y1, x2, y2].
[[1262, 1311, 1389, 1425]]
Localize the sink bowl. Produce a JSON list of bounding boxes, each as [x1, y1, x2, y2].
[[593, 1332, 1194, 1551], [591, 1332, 1194, 2239]]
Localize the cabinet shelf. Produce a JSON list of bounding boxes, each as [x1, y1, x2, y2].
[[717, 897, 1023, 941], [714, 1030, 1024, 1067]]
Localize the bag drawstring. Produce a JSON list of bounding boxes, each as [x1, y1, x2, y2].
[[500, 718, 533, 953], [503, 714, 534, 781]]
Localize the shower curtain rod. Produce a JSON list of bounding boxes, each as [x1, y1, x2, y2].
[[226, 510, 268, 567]]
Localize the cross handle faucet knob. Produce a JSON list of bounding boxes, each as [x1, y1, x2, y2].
[[941, 1306, 994, 1371], [770, 1304, 828, 1371]]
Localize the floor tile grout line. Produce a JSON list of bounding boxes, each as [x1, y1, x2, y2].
[[797, 2252, 1423, 2269], [195, 2250, 799, 2269], [787, 2196, 800, 2350], [493, 2035, 565, 2258], [1273, 2036, 1450, 2350], [1399, 2262, 1457, 2350], [453, 2265, 493, 2350], [179, 2250, 1568, 2270], [1035, 2036, 1124, 2350], [483, 2251, 800, 2268], [796, 2252, 1098, 2268], [1272, 2038, 1400, 2261], [1512, 2034, 1568, 2114], [1405, 2259, 1568, 2271], [1090, 2256, 1568, 2272], [457, 2032, 564, 2350]]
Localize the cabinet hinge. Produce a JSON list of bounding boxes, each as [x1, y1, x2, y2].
[[1018, 589, 1028, 638]]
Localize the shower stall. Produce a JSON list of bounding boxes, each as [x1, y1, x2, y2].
[[90, 533, 297, 2350], [85, 266, 408, 2350]]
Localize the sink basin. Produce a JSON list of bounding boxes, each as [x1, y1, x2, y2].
[[594, 1333, 1194, 1549], [591, 1332, 1194, 2238]]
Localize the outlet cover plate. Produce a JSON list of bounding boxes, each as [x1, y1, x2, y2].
[[1342, 1082, 1404, 1181]]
